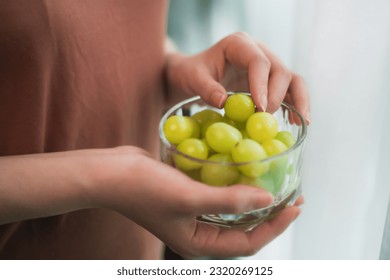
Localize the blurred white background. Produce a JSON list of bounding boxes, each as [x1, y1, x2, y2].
[[168, 0, 390, 259]]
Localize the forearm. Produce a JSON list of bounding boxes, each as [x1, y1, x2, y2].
[[0, 149, 113, 225], [0, 144, 300, 258]]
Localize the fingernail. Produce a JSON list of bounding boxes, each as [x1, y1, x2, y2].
[[259, 95, 267, 112], [212, 91, 226, 108], [305, 111, 311, 125]]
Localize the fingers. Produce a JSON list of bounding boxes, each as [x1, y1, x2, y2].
[[190, 67, 228, 108], [246, 206, 301, 253], [187, 222, 254, 258], [288, 74, 311, 125], [248, 58, 269, 112], [256, 43, 292, 113], [187, 205, 301, 258], [220, 32, 270, 111], [217, 33, 309, 117], [256, 43, 310, 122], [255, 45, 309, 123], [294, 195, 305, 206], [191, 184, 274, 216], [187, 32, 309, 118]]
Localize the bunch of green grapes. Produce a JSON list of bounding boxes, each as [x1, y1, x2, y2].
[[163, 93, 296, 194]]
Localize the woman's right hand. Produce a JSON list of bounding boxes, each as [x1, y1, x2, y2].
[[96, 146, 301, 259], [0, 146, 301, 259]]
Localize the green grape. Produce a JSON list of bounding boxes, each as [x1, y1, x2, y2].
[[263, 140, 289, 194], [287, 163, 295, 174], [236, 174, 263, 188], [240, 128, 249, 139], [174, 138, 208, 170], [224, 93, 255, 122], [262, 138, 290, 194], [275, 130, 296, 148], [188, 117, 201, 139], [201, 154, 239, 186], [164, 115, 199, 145], [262, 139, 288, 156], [236, 172, 275, 194], [222, 115, 246, 131], [246, 112, 278, 143], [268, 155, 288, 194], [231, 139, 269, 178], [192, 109, 223, 124], [238, 173, 278, 194], [205, 122, 242, 154], [258, 173, 276, 194], [236, 174, 258, 186], [183, 169, 201, 181], [200, 120, 217, 138], [200, 138, 215, 155], [192, 109, 223, 138]]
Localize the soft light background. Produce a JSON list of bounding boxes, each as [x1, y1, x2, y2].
[[168, 0, 390, 259]]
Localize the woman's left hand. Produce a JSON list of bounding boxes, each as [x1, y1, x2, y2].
[[165, 32, 310, 124]]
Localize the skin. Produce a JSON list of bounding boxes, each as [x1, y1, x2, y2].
[[166, 32, 310, 122], [0, 32, 309, 259]]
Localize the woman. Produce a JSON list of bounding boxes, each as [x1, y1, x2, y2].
[[0, 0, 309, 259]]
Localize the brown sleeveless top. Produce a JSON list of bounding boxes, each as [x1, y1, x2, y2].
[[0, 0, 167, 259]]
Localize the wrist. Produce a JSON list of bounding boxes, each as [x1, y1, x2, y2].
[[89, 146, 149, 212]]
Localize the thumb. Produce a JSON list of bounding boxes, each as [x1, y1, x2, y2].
[[190, 69, 227, 108], [191, 183, 274, 216]]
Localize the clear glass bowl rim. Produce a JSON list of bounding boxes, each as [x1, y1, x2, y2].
[[159, 94, 307, 166]]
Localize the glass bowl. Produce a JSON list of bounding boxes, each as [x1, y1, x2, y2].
[[159, 94, 307, 230]]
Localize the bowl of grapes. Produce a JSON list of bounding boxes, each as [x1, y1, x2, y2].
[[159, 92, 307, 230]]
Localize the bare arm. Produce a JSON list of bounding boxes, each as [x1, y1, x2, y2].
[[0, 148, 118, 224], [0, 146, 300, 258], [0, 32, 307, 258]]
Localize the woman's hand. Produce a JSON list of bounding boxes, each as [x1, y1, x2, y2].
[[0, 146, 302, 258], [166, 32, 310, 124], [97, 147, 302, 259]]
